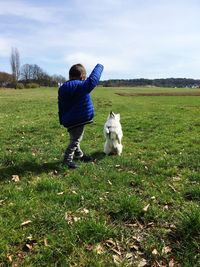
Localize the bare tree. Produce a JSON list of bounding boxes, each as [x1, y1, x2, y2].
[[32, 64, 44, 81], [52, 74, 66, 85], [20, 64, 32, 83], [10, 47, 20, 86]]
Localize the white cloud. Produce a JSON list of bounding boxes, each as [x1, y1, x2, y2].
[[0, 0, 63, 23], [0, 37, 14, 57], [65, 52, 131, 72], [1, 0, 200, 78]]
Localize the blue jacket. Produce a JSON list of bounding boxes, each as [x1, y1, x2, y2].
[[58, 64, 104, 129]]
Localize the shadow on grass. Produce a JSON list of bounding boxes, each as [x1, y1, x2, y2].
[[0, 151, 105, 181], [0, 160, 61, 181], [90, 151, 106, 161]]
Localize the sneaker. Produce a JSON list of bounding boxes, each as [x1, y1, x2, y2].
[[64, 161, 79, 169], [79, 155, 93, 162]]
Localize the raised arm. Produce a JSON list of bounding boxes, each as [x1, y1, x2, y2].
[[81, 64, 104, 93]]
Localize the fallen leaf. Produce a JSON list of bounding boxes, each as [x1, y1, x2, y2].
[[57, 192, 64, 195], [22, 239, 37, 252], [113, 254, 121, 264], [130, 244, 139, 251], [44, 238, 48, 247], [49, 170, 58, 176], [147, 222, 154, 227], [168, 184, 177, 192], [93, 158, 97, 164], [73, 216, 80, 222], [18, 252, 26, 259], [21, 220, 32, 226], [12, 175, 20, 182], [125, 252, 133, 259], [162, 246, 172, 254], [111, 247, 121, 256], [0, 198, 7, 205], [137, 251, 144, 256], [127, 170, 136, 174], [132, 235, 143, 242], [143, 204, 150, 212], [105, 239, 116, 247], [136, 220, 144, 229], [152, 248, 159, 255], [64, 212, 73, 224], [94, 244, 104, 254], [7, 254, 12, 262], [169, 258, 175, 267], [27, 235, 33, 240], [80, 208, 89, 214], [138, 258, 147, 267], [172, 176, 181, 181], [25, 243, 33, 250], [169, 224, 176, 229], [86, 244, 93, 251], [64, 212, 80, 224]]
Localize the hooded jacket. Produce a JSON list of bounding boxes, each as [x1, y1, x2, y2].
[[58, 64, 104, 129]]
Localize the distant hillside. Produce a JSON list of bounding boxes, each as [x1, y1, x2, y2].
[[100, 78, 200, 88]]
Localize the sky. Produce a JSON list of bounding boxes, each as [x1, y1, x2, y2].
[[0, 0, 200, 80]]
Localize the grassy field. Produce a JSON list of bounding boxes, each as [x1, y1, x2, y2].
[[0, 86, 200, 266]]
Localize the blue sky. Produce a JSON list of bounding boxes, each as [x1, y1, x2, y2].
[[0, 0, 200, 80]]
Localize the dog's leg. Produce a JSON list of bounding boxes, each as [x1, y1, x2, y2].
[[105, 127, 110, 135], [116, 144, 123, 155], [104, 141, 112, 155], [104, 141, 109, 155], [116, 134, 121, 144]]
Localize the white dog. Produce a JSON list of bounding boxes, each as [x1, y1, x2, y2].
[[103, 111, 123, 155]]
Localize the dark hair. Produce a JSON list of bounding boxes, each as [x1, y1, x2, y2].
[[69, 64, 86, 80]]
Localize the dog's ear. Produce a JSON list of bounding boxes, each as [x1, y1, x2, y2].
[[110, 111, 115, 118], [116, 113, 120, 120]]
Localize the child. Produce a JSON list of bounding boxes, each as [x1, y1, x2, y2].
[[58, 63, 104, 168]]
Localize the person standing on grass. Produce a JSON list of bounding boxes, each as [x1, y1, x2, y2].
[[58, 63, 104, 169]]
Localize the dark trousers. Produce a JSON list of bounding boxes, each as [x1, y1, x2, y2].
[[64, 125, 84, 163]]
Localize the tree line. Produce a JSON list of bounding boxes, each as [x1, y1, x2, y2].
[[0, 48, 65, 88], [1, 48, 200, 89], [100, 78, 200, 88]]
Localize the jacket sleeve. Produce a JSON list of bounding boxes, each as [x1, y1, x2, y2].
[[80, 64, 104, 93], [58, 95, 63, 125]]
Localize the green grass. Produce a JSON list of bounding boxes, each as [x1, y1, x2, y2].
[[0, 86, 200, 266]]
